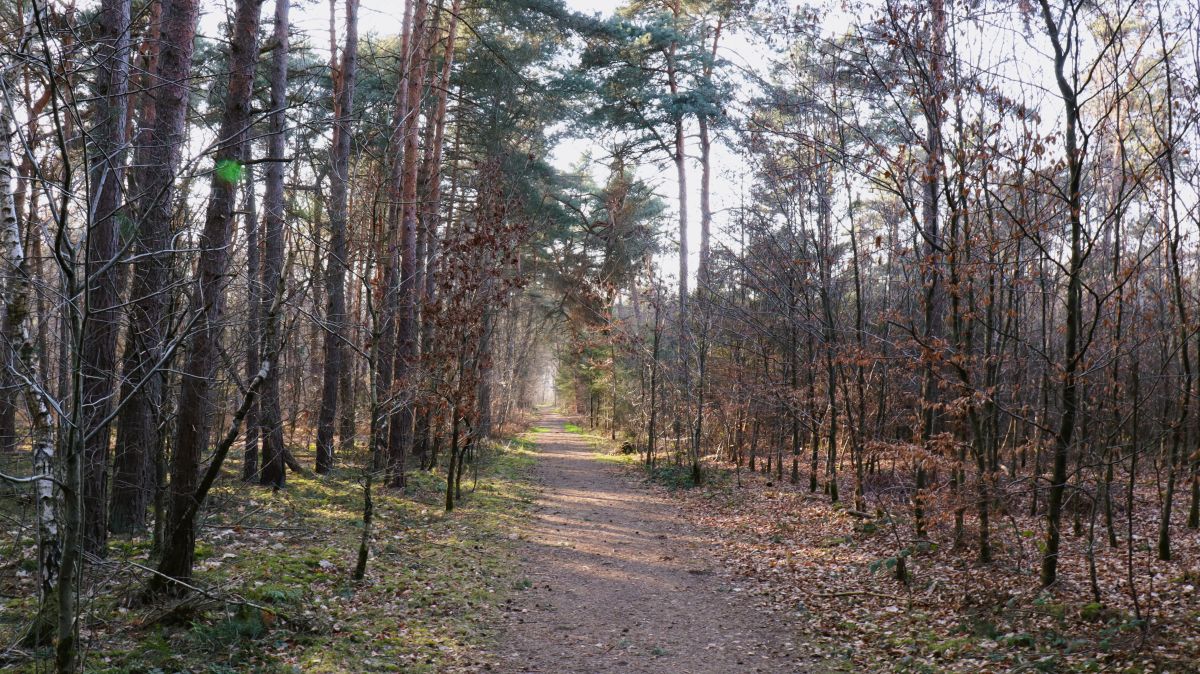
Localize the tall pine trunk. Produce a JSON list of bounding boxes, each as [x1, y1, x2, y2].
[[152, 0, 263, 595], [110, 0, 201, 536], [316, 0, 360, 474], [259, 0, 291, 489], [80, 0, 131, 555], [388, 0, 431, 487]]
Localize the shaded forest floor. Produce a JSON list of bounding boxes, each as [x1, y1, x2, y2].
[[1, 432, 540, 673], [586, 436, 1200, 673]]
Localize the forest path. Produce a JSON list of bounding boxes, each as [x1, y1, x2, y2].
[[495, 411, 829, 673]]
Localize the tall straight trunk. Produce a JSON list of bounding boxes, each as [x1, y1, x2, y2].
[[816, 169, 839, 502], [914, 0, 945, 541], [647, 292, 661, 468], [152, 0, 263, 595], [316, 0, 360, 474], [259, 0, 291, 489], [665, 18, 697, 484], [947, 149, 991, 562], [1154, 7, 1193, 553], [1103, 90, 1127, 548], [820, 281, 838, 502], [414, 0, 461, 462], [805, 329, 817, 489], [110, 0, 201, 536], [841, 106, 867, 511], [373, 0, 415, 477], [242, 172, 261, 480], [2, 70, 61, 640], [1039, 0, 1084, 588], [388, 0, 431, 487], [80, 0, 131, 555], [690, 19, 721, 473], [1159, 194, 1188, 560]]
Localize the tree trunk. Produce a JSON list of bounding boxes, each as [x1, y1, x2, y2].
[[388, 0, 431, 487], [1038, 0, 1084, 588], [79, 0, 132, 556], [242, 170, 261, 480], [111, 0, 201, 536], [373, 0, 415, 479], [152, 0, 263, 595], [2, 69, 62, 644], [914, 0, 945, 542], [666, 23, 697, 485], [259, 0, 291, 489], [316, 0, 360, 474]]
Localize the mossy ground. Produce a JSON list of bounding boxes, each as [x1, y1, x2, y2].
[[0, 434, 540, 673]]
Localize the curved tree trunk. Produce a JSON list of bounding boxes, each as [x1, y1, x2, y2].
[[1038, 0, 1085, 588]]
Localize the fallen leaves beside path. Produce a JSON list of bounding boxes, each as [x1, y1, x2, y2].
[[622, 459, 1200, 673]]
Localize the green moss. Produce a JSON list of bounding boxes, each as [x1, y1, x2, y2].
[[928, 636, 973, 656], [1002, 632, 1037, 649]]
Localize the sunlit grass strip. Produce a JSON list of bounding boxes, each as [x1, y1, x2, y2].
[[21, 437, 540, 674]]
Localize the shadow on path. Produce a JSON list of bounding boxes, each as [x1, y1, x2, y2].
[[496, 412, 833, 673]]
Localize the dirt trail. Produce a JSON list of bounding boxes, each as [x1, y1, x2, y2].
[[496, 412, 827, 673]]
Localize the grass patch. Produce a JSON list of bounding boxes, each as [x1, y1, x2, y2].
[[592, 441, 731, 491], [646, 463, 704, 490], [561, 422, 616, 455], [594, 452, 639, 466], [2, 434, 539, 673]]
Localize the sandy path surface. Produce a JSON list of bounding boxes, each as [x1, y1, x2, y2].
[[496, 412, 829, 673]]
